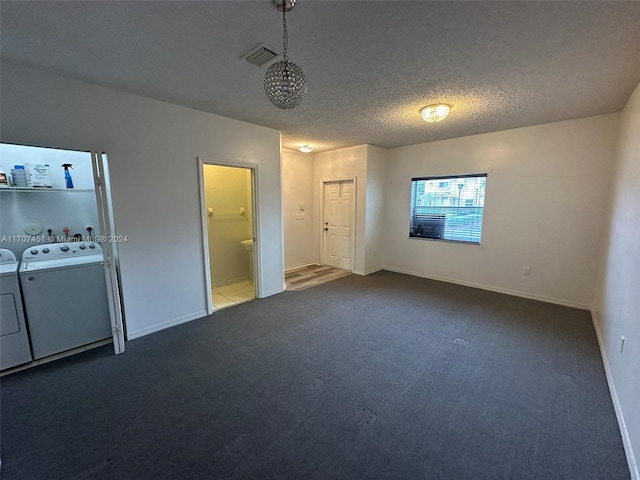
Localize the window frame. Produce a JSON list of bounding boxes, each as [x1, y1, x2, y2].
[[409, 173, 487, 245]]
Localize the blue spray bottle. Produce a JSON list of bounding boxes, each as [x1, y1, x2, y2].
[[62, 163, 74, 188]]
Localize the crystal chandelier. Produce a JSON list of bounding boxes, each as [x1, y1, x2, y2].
[[264, 0, 307, 109]]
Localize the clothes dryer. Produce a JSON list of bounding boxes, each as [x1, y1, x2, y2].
[[0, 248, 33, 370]]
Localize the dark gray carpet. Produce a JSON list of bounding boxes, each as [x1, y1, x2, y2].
[[0, 271, 629, 480]]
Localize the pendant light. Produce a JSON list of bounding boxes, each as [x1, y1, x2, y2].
[[264, 0, 307, 109]]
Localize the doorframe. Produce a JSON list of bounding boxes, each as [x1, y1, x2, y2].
[[320, 177, 357, 272], [197, 157, 260, 315], [91, 152, 126, 354]]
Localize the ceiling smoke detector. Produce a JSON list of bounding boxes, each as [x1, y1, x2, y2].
[[242, 43, 279, 67]]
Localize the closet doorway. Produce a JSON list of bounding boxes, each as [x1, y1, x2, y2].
[[0, 143, 125, 373], [198, 159, 257, 314]]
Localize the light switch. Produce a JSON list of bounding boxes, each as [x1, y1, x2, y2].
[[299, 203, 305, 211]]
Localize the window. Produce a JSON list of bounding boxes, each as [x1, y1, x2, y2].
[[410, 173, 487, 244]]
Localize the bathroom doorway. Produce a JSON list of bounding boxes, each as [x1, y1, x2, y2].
[[199, 161, 256, 312]]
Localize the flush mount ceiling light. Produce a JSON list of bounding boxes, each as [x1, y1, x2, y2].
[[299, 144, 313, 153], [420, 104, 451, 123], [264, 0, 307, 110]]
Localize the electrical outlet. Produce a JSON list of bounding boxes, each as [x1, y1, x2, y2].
[[523, 267, 530, 276], [621, 336, 625, 354]]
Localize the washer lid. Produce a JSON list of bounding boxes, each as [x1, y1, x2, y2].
[[0, 249, 18, 275], [0, 248, 17, 263], [20, 254, 104, 272], [0, 262, 19, 276]]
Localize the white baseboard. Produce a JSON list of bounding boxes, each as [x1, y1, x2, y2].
[[128, 286, 286, 340], [591, 309, 638, 480], [127, 310, 208, 340], [261, 286, 284, 298], [285, 262, 318, 272], [354, 266, 383, 276], [381, 266, 590, 310]]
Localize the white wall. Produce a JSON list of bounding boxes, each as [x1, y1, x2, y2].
[[593, 82, 640, 480], [281, 149, 317, 269], [1, 60, 284, 339], [363, 145, 387, 274], [383, 114, 619, 308], [314, 145, 368, 274], [0, 190, 99, 256]]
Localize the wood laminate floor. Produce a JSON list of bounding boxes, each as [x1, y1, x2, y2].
[[285, 264, 352, 291]]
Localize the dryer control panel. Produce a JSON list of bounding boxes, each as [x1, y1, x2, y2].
[[21, 242, 103, 262]]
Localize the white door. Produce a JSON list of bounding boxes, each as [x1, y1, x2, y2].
[[323, 180, 354, 270], [91, 152, 126, 354]]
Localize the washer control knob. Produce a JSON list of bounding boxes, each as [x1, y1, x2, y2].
[[79, 244, 86, 250], [42, 248, 50, 253], [89, 243, 96, 249], [30, 249, 38, 255], [60, 245, 70, 252]]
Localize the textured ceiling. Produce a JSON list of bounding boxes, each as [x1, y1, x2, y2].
[[2, 1, 640, 153]]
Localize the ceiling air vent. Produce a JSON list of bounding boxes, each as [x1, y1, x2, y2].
[[242, 43, 279, 67]]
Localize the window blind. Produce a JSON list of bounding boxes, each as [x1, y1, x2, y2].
[[409, 173, 487, 244]]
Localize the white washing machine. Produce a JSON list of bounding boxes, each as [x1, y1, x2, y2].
[[0, 248, 33, 370], [19, 242, 112, 360]]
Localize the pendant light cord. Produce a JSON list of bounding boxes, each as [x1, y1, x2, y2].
[[282, 8, 289, 62]]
